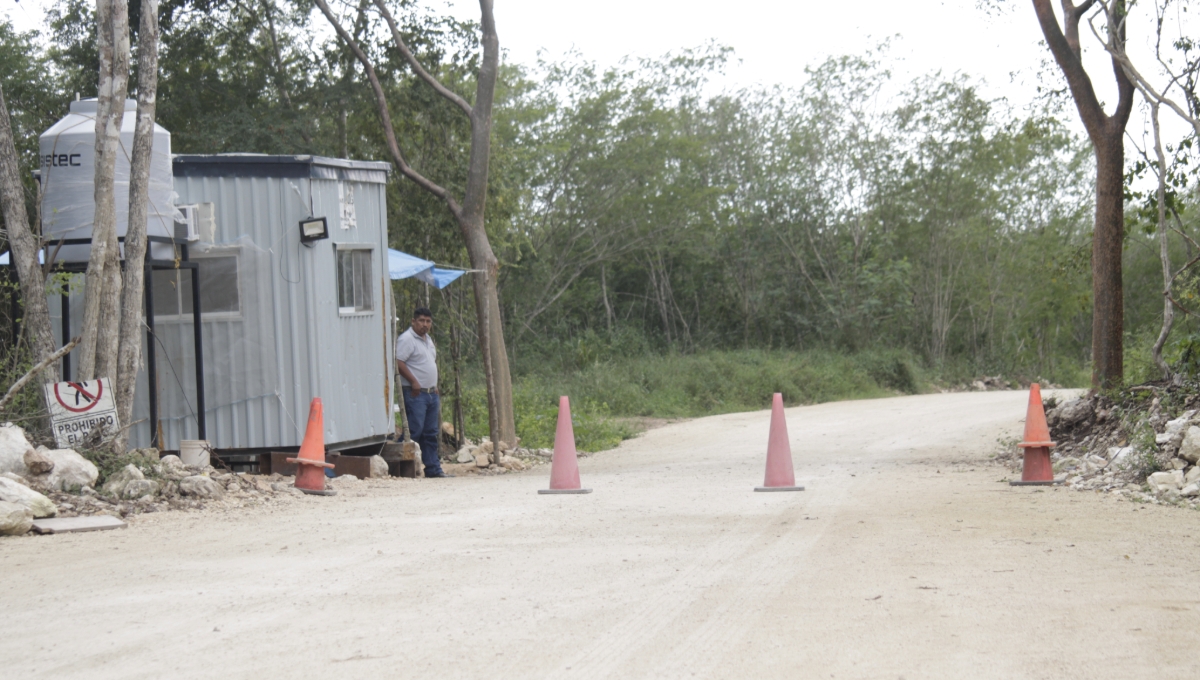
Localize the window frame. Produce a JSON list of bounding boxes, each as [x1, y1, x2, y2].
[[335, 243, 375, 317], [149, 250, 243, 323]]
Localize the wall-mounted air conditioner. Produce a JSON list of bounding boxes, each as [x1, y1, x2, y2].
[[175, 203, 215, 242]]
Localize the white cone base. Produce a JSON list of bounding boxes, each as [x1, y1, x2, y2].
[[754, 485, 805, 492], [299, 488, 337, 496], [538, 488, 593, 495]]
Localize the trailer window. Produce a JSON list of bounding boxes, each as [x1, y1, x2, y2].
[[337, 247, 374, 314], [150, 255, 241, 319]]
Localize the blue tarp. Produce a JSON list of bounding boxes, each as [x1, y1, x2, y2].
[[4, 248, 464, 287], [387, 248, 465, 289]]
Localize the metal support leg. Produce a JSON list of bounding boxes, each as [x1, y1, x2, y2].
[[60, 291, 71, 381], [189, 264, 206, 441], [144, 264, 160, 449]]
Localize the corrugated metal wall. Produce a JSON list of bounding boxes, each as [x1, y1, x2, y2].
[[44, 161, 394, 452]]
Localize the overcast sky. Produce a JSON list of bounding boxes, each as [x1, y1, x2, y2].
[[441, 0, 1049, 105], [4, 0, 1194, 146]]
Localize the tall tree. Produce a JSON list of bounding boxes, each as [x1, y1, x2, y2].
[[0, 86, 60, 387], [113, 0, 160, 451], [0, 21, 61, 387], [1031, 0, 1135, 388], [77, 0, 130, 382], [315, 0, 516, 446]]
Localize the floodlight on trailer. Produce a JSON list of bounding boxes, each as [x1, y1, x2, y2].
[[299, 216, 328, 245]]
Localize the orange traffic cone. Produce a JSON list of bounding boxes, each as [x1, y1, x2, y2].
[[756, 393, 804, 492], [538, 396, 592, 495], [1010, 383, 1058, 486], [287, 398, 336, 496]]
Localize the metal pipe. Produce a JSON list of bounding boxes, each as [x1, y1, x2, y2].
[[187, 248, 206, 441], [144, 262, 160, 449], [60, 290, 71, 381]]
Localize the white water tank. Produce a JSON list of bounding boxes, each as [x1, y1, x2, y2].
[[39, 98, 175, 262]]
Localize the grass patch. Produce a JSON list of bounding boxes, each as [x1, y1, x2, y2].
[[453, 348, 926, 452]]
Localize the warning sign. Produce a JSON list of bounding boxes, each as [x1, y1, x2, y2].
[[44, 378, 120, 448]]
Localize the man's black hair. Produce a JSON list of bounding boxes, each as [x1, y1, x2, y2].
[[413, 306, 433, 319]]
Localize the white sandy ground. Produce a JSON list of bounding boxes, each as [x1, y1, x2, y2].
[[2, 390, 1200, 680]]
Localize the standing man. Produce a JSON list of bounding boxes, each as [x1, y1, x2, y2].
[[395, 307, 451, 478]]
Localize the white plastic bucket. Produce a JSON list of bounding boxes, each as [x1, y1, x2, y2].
[[179, 440, 210, 468]]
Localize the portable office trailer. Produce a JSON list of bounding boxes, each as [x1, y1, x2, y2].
[[52, 154, 397, 453]]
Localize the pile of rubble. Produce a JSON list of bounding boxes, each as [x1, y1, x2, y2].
[[944, 376, 1063, 393], [446, 435, 553, 475], [1034, 389, 1200, 508], [0, 423, 391, 536]]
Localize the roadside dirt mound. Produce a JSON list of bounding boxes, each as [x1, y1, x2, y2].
[[1021, 380, 1200, 505]]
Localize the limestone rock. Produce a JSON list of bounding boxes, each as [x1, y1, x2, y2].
[[269, 481, 305, 496], [122, 479, 160, 500], [474, 452, 491, 468], [0, 500, 33, 536], [1054, 399, 1093, 427], [1055, 457, 1081, 472], [1165, 415, 1193, 437], [0, 424, 34, 476], [1177, 427, 1200, 464], [1181, 483, 1200, 498], [1, 472, 28, 485], [369, 455, 389, 478], [101, 464, 145, 498], [499, 455, 526, 471], [158, 455, 189, 480], [179, 475, 225, 499], [456, 446, 476, 464], [1185, 467, 1200, 486], [130, 448, 161, 467], [23, 448, 54, 474], [1148, 470, 1184, 492], [0, 476, 57, 518], [1110, 447, 1133, 467], [475, 441, 494, 457], [1170, 458, 1189, 470], [36, 448, 99, 492]]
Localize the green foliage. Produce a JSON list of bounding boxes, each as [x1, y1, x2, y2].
[[78, 446, 160, 488], [9, 0, 1198, 437], [459, 381, 632, 452], [450, 346, 930, 452]]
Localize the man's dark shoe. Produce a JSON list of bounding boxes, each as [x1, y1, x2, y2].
[[425, 470, 455, 478]]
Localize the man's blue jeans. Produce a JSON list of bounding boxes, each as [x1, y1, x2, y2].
[[404, 390, 442, 475]]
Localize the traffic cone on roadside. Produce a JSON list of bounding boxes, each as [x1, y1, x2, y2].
[[1010, 383, 1058, 486], [756, 393, 805, 492], [538, 396, 592, 495], [287, 398, 336, 496]]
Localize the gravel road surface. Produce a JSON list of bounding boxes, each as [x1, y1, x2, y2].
[[3, 391, 1199, 679]]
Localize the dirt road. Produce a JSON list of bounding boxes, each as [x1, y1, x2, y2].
[[4, 391, 1200, 679]]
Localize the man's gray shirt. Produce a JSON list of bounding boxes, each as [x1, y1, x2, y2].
[[395, 327, 438, 388]]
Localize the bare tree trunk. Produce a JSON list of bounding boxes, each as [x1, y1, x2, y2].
[[113, 0, 159, 452], [0, 85, 59, 385], [1149, 101, 1173, 379], [1091, 129, 1126, 388], [1033, 0, 1134, 389], [601, 263, 613, 332], [78, 0, 131, 382], [314, 0, 517, 446]]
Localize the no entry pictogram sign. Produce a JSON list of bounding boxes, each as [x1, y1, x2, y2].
[[44, 378, 119, 448], [53, 381, 104, 413]]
